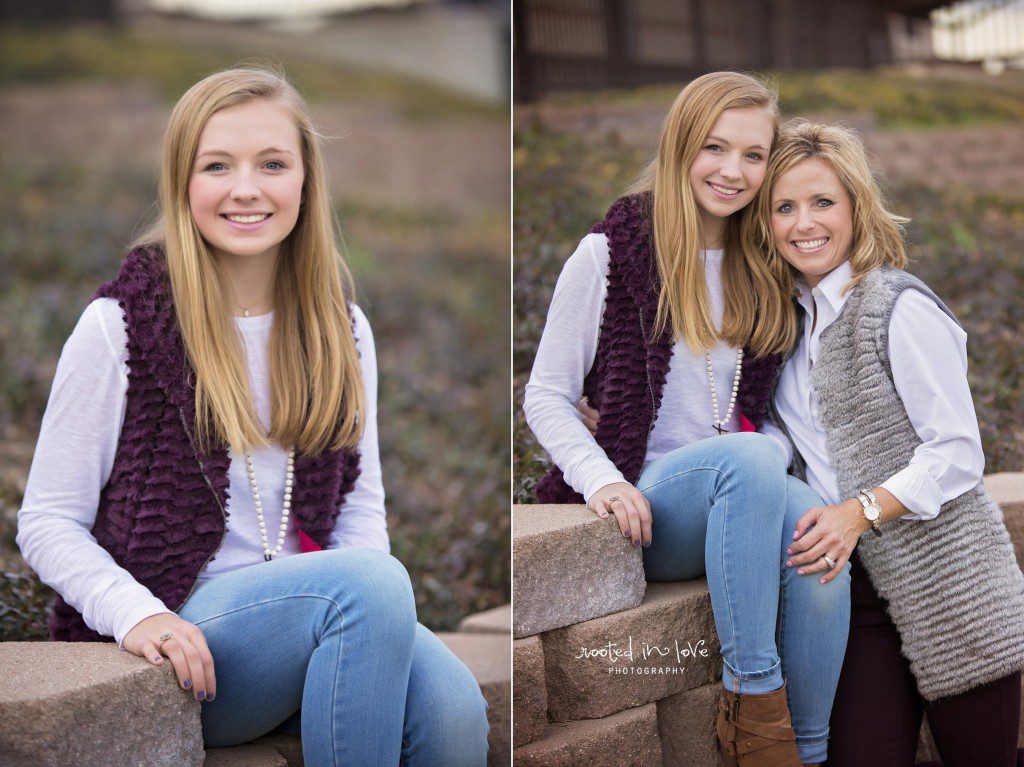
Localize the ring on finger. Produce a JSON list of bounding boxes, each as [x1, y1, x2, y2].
[[607, 496, 621, 503], [158, 631, 174, 649], [822, 555, 837, 570]]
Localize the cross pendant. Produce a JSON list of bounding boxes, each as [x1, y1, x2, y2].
[[713, 423, 729, 435]]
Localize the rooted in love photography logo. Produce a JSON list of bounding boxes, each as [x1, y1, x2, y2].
[[574, 636, 711, 675]]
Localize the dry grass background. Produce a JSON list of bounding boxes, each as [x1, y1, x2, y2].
[[514, 68, 1024, 502], [0, 24, 509, 639]]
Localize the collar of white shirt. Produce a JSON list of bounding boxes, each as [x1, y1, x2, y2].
[[795, 260, 854, 318]]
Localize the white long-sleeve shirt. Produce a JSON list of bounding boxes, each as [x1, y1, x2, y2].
[[16, 298, 388, 648], [774, 260, 984, 519], [524, 232, 792, 503]]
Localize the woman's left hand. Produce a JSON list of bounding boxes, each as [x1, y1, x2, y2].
[[786, 499, 869, 584]]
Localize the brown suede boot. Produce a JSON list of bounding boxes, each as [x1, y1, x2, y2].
[[715, 680, 801, 767]]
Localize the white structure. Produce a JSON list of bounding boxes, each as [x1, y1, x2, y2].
[[932, 0, 1024, 61]]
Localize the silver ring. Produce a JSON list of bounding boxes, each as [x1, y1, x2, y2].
[[158, 632, 174, 648], [607, 496, 621, 503], [822, 555, 837, 571]]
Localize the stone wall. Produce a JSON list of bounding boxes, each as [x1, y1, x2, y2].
[[0, 606, 511, 767], [512, 473, 1024, 766]]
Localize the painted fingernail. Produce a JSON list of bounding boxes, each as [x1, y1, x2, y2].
[[633, 539, 641, 547], [623, 529, 630, 538], [786, 548, 793, 554], [153, 657, 162, 663], [820, 578, 827, 584], [786, 560, 792, 567], [197, 691, 206, 701], [643, 542, 651, 548], [207, 694, 215, 701], [183, 679, 191, 689], [797, 570, 804, 575], [792, 531, 799, 539]]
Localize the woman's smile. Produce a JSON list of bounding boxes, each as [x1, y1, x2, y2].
[[220, 212, 274, 230]]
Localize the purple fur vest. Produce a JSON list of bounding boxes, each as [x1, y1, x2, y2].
[[48, 244, 361, 642], [535, 193, 783, 504]]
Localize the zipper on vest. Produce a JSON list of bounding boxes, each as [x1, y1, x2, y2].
[[174, 405, 228, 612], [639, 308, 656, 434]]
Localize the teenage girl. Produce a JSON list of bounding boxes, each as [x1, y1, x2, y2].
[[757, 121, 1024, 766], [16, 68, 489, 766], [524, 71, 848, 766]]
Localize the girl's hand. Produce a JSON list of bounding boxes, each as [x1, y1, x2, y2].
[[123, 613, 217, 702], [589, 481, 652, 547], [577, 396, 600, 435], [786, 499, 869, 584]]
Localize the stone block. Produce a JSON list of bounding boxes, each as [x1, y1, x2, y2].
[[513, 636, 547, 747], [543, 580, 721, 722], [204, 745, 288, 767], [513, 504, 645, 638], [0, 642, 202, 767], [987, 472, 1024, 571], [438, 632, 511, 767], [513, 703, 662, 767], [250, 733, 303, 767], [657, 683, 724, 767], [459, 604, 512, 634]]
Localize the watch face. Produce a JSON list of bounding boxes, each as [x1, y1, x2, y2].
[[866, 507, 880, 521]]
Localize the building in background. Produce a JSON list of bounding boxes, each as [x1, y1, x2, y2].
[[513, 0, 1024, 101]]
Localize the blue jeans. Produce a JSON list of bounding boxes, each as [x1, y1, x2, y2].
[[637, 432, 850, 764], [177, 547, 489, 767]]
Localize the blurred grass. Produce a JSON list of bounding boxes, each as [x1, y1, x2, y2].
[[0, 24, 509, 640], [514, 75, 1024, 502], [0, 24, 500, 120], [545, 67, 1024, 128]]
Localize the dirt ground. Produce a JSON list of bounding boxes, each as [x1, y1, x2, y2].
[[0, 81, 508, 216], [516, 100, 1024, 200]]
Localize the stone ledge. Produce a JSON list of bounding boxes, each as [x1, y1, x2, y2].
[[459, 604, 512, 634], [0, 642, 202, 767], [657, 683, 723, 767], [250, 734, 303, 767], [438, 632, 512, 767], [543, 580, 720, 722], [513, 636, 547, 747], [512, 703, 662, 767], [513, 504, 645, 638]]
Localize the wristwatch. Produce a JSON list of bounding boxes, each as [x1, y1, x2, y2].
[[856, 489, 883, 537]]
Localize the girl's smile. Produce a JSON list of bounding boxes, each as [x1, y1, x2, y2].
[[687, 105, 773, 237], [188, 99, 304, 265]]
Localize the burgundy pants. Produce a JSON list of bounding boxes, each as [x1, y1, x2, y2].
[[826, 550, 1021, 767]]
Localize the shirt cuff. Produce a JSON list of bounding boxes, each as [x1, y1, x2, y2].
[[880, 465, 944, 522]]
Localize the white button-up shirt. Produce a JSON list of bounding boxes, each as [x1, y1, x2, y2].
[[773, 261, 984, 520]]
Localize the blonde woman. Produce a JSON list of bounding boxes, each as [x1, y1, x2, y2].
[[525, 72, 849, 766], [757, 122, 1024, 765], [16, 68, 488, 766]]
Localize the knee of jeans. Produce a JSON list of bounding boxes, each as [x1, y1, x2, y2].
[[327, 549, 417, 629], [423, 684, 490, 758], [725, 432, 786, 478]]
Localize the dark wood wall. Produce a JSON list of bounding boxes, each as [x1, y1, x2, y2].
[[514, 0, 900, 100]]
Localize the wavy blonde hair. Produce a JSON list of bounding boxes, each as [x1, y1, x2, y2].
[[626, 71, 794, 356], [751, 121, 909, 302], [134, 66, 365, 456]]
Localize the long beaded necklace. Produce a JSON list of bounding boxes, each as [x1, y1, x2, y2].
[[705, 347, 744, 435], [244, 447, 295, 561]]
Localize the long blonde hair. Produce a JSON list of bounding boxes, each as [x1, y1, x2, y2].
[[751, 121, 909, 301], [627, 71, 793, 356], [134, 66, 365, 457]]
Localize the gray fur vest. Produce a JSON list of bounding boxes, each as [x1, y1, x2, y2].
[[796, 266, 1024, 700]]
